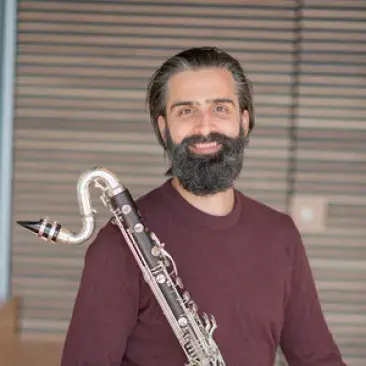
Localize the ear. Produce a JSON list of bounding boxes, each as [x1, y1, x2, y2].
[[241, 110, 250, 136], [157, 115, 167, 144]]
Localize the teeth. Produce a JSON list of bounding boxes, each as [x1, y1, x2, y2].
[[194, 142, 217, 149]]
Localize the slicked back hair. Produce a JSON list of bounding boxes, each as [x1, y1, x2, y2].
[[146, 46, 255, 150]]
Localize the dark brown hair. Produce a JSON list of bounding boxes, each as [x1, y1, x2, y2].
[[146, 46, 255, 149]]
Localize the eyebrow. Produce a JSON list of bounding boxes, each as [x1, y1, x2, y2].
[[170, 98, 235, 112]]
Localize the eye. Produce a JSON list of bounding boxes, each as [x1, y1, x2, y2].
[[214, 104, 228, 113], [178, 108, 193, 116]]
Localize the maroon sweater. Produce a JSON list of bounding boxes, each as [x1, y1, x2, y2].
[[61, 179, 346, 366]]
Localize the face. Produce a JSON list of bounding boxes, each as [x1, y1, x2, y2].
[[158, 68, 250, 196]]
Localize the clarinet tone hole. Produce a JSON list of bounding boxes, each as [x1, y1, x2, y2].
[[178, 316, 188, 327], [134, 223, 144, 233], [122, 205, 131, 215], [151, 246, 161, 257], [156, 274, 166, 283]]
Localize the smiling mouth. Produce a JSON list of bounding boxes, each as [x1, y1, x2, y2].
[[189, 142, 222, 155]]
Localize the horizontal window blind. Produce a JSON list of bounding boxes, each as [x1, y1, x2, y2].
[[10, 0, 365, 364], [290, 1, 366, 365]]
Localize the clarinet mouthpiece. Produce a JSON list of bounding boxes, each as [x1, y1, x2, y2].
[[17, 220, 43, 235], [17, 216, 90, 245], [17, 217, 61, 242], [17, 217, 69, 244]]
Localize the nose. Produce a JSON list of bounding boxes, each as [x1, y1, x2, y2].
[[193, 110, 216, 137]]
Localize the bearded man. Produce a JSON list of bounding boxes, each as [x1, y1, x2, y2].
[[61, 47, 346, 366]]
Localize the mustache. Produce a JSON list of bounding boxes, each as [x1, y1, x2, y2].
[[180, 132, 232, 147]]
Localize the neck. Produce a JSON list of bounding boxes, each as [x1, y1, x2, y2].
[[171, 177, 235, 216]]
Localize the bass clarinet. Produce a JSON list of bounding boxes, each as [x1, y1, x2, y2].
[[17, 166, 226, 366]]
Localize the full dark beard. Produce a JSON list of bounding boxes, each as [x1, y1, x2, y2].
[[165, 125, 248, 196]]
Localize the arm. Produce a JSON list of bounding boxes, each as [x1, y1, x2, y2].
[[61, 222, 140, 366], [280, 217, 347, 366]]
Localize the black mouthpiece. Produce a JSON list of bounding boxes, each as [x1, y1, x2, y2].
[[17, 220, 43, 235], [17, 218, 61, 242]]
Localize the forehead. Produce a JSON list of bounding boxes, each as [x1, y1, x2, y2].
[[166, 68, 237, 106]]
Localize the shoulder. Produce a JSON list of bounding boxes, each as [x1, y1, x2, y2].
[[236, 190, 293, 226], [85, 220, 135, 266], [135, 181, 168, 209], [236, 190, 303, 253], [133, 180, 172, 224]]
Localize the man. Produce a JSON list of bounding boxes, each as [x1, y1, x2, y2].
[[61, 47, 346, 365]]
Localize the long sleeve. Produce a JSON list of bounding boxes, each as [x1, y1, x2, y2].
[[280, 217, 347, 366], [61, 222, 140, 366]]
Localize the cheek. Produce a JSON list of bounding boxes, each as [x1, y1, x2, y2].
[[167, 122, 192, 144], [213, 121, 240, 139], [223, 115, 243, 137]]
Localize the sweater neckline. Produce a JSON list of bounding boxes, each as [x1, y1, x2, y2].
[[160, 179, 242, 229]]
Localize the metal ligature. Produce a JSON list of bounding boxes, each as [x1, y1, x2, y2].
[[17, 166, 225, 366]]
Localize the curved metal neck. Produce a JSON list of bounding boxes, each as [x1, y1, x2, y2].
[[69, 166, 124, 245], [77, 166, 123, 216]]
